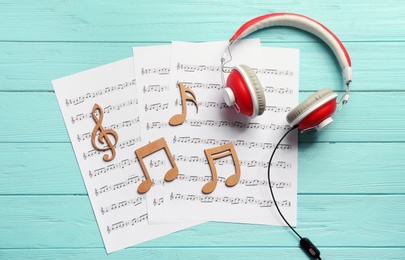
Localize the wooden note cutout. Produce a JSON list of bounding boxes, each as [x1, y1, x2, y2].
[[91, 103, 119, 161], [135, 137, 179, 194], [169, 82, 198, 126], [202, 142, 241, 194]]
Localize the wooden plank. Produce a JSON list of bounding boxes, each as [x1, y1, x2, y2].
[[1, 142, 404, 195], [0, 92, 404, 143], [0, 1, 404, 42], [1, 248, 404, 260], [0, 195, 404, 248], [1, 42, 404, 92]]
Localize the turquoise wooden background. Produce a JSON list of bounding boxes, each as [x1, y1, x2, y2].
[[1, 1, 405, 259]]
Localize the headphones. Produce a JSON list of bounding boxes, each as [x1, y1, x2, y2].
[[221, 12, 352, 132], [221, 13, 353, 259]]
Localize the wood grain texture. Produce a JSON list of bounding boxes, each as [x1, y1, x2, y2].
[[0, 0, 404, 259]]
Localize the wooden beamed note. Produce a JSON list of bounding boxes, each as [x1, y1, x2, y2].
[[202, 142, 241, 194], [91, 103, 119, 161], [169, 82, 198, 126], [135, 137, 179, 194]]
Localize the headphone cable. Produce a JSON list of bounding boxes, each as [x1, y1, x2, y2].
[[267, 125, 321, 260]]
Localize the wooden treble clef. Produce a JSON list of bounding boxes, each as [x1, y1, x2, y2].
[[91, 103, 119, 161]]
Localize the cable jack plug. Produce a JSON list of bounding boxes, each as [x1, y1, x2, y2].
[[300, 237, 321, 259]]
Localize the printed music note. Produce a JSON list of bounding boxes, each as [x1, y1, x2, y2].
[[169, 82, 198, 126], [202, 142, 241, 194], [135, 137, 179, 194], [91, 103, 119, 161]]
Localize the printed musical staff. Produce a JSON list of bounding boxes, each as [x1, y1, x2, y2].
[[65, 79, 135, 106], [83, 137, 142, 160], [144, 103, 169, 112], [174, 100, 291, 113], [135, 137, 179, 194], [107, 214, 148, 234], [147, 119, 290, 131], [71, 99, 138, 124], [91, 104, 119, 161], [141, 67, 170, 75], [173, 136, 292, 150], [172, 155, 292, 169], [202, 142, 241, 194], [181, 82, 222, 90], [176, 62, 294, 76], [153, 197, 164, 206], [95, 175, 143, 196], [173, 174, 291, 188], [89, 157, 138, 178], [264, 86, 294, 95], [143, 84, 169, 93], [169, 82, 199, 126], [177, 62, 220, 72], [170, 192, 291, 208], [77, 117, 139, 142], [101, 196, 145, 215]]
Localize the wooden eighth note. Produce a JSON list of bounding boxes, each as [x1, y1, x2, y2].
[[91, 103, 119, 161], [169, 82, 198, 126], [135, 137, 179, 194], [202, 142, 241, 194]]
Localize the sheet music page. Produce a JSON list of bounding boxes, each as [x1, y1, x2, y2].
[[132, 45, 203, 228], [133, 40, 261, 224], [161, 42, 299, 225], [52, 58, 202, 253]]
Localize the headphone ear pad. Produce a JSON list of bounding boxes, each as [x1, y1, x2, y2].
[[287, 88, 338, 130], [238, 65, 266, 116]]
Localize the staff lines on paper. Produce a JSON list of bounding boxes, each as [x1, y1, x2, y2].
[[77, 117, 140, 142], [172, 136, 292, 150], [141, 67, 170, 75], [101, 196, 146, 215], [181, 82, 294, 95], [89, 155, 291, 179], [170, 192, 291, 208], [65, 79, 135, 106], [172, 155, 292, 169], [161, 174, 292, 188], [172, 100, 292, 113], [106, 213, 148, 234], [152, 177, 291, 189], [145, 102, 169, 112], [83, 137, 142, 160], [176, 62, 294, 76], [147, 119, 291, 131], [143, 84, 170, 93], [71, 99, 138, 124], [89, 157, 139, 178], [95, 175, 145, 196]]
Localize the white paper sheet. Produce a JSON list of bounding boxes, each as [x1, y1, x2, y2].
[[52, 58, 202, 253], [163, 42, 299, 225], [132, 39, 299, 226]]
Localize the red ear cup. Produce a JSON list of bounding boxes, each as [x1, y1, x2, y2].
[[298, 98, 336, 130], [223, 65, 266, 117], [286, 88, 338, 131]]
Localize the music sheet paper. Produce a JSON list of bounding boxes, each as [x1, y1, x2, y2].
[[52, 58, 201, 253], [134, 40, 299, 226], [171, 41, 298, 225], [132, 40, 259, 225], [132, 45, 204, 228], [165, 42, 299, 225]]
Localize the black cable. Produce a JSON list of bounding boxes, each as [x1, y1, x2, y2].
[[267, 125, 301, 238], [267, 125, 321, 260]]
